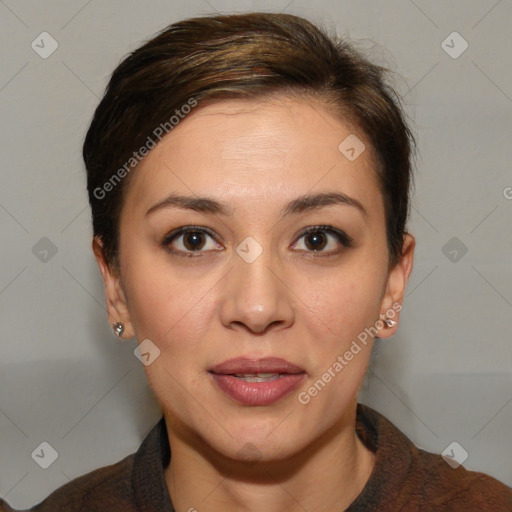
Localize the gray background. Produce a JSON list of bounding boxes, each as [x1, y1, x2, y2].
[[1, 0, 511, 508]]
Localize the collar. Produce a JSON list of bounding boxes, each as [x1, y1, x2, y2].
[[347, 403, 413, 510], [132, 415, 174, 512]]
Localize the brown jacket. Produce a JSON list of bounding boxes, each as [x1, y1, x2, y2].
[[1, 403, 511, 511]]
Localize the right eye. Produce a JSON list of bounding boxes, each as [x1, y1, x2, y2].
[[162, 226, 222, 257]]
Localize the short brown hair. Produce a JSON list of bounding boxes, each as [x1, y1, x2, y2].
[[83, 12, 415, 269]]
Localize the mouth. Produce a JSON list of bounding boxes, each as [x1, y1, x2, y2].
[[209, 356, 305, 375], [229, 373, 288, 382], [208, 357, 306, 406]]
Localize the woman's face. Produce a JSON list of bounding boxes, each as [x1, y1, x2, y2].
[[95, 96, 414, 461]]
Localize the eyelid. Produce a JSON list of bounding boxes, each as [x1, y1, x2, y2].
[[163, 225, 218, 242]]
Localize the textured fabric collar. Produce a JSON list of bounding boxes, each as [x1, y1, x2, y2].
[[132, 415, 174, 512], [347, 403, 412, 510]]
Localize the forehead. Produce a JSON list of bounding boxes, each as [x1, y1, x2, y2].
[[123, 96, 382, 219]]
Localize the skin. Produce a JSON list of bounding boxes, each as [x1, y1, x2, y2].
[[93, 95, 415, 512]]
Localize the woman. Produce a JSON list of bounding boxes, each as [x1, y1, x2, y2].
[[2, 11, 511, 512]]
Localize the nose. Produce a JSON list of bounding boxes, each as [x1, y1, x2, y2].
[[220, 242, 295, 335]]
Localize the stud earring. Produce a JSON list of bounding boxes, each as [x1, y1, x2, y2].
[[112, 322, 125, 337], [383, 318, 397, 328]]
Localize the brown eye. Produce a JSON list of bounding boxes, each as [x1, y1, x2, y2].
[[303, 231, 328, 251], [162, 226, 220, 256], [182, 231, 207, 251], [293, 225, 353, 254]]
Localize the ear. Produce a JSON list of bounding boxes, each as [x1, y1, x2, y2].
[[92, 236, 134, 339], [378, 233, 415, 338]]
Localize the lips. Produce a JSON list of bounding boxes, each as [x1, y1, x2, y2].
[[208, 357, 306, 406], [209, 356, 305, 375]]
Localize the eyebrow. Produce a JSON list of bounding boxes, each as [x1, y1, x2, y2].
[[145, 191, 368, 219]]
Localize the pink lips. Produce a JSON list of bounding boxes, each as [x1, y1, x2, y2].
[[209, 357, 306, 406]]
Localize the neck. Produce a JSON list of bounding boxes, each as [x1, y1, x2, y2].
[[163, 403, 375, 512]]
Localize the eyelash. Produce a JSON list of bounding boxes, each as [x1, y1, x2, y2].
[[161, 225, 353, 258]]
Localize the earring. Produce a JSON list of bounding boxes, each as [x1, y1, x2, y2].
[[112, 322, 125, 337], [383, 318, 397, 328]]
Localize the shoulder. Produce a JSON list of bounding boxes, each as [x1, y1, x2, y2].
[[413, 447, 512, 511], [0, 453, 136, 512], [355, 404, 512, 511]]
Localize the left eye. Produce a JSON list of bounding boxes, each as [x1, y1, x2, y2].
[[292, 226, 352, 253]]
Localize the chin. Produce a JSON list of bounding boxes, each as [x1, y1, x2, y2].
[[197, 417, 310, 462]]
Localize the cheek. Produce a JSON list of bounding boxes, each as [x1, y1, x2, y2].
[[122, 255, 218, 400], [294, 262, 386, 408], [120, 242, 216, 343], [300, 260, 385, 340]]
